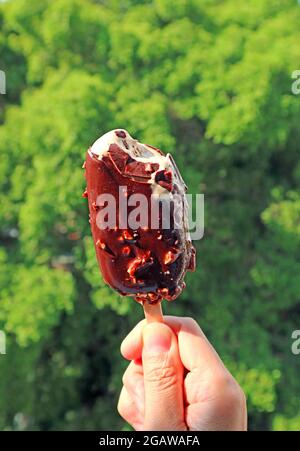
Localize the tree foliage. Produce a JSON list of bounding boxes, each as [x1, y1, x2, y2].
[[0, 0, 300, 430]]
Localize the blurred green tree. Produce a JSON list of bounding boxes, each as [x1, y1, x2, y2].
[[0, 0, 300, 430]]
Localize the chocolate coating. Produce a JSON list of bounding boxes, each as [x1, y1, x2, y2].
[[83, 131, 195, 304]]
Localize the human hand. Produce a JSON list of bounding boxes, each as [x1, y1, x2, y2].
[[118, 316, 247, 431]]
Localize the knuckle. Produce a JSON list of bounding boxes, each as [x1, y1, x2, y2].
[[118, 389, 142, 429], [122, 363, 134, 389], [235, 384, 247, 408], [213, 373, 246, 410], [122, 371, 129, 387], [117, 389, 134, 423], [183, 317, 204, 335], [117, 395, 127, 420], [145, 358, 178, 391], [185, 317, 198, 328]]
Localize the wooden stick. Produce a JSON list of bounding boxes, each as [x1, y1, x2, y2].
[[143, 301, 164, 323]]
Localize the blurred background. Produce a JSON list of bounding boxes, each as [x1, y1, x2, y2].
[[0, 0, 300, 431]]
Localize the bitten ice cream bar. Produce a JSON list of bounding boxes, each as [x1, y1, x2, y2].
[[82, 129, 195, 320]]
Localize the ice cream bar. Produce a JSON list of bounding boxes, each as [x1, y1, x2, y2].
[[83, 129, 196, 305]]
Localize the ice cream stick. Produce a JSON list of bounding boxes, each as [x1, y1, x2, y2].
[[143, 301, 164, 323]]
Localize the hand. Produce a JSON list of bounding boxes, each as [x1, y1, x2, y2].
[[118, 316, 247, 431]]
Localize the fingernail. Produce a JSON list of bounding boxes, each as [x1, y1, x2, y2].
[[143, 323, 172, 354]]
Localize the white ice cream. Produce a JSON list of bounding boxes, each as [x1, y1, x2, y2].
[[89, 129, 186, 197], [90, 129, 165, 166]]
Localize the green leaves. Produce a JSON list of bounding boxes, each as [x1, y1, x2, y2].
[[0, 264, 74, 346], [227, 363, 281, 413], [1, 0, 300, 431]]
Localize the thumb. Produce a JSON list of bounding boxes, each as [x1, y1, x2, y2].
[[142, 322, 186, 431]]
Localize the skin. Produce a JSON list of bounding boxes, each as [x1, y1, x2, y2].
[[118, 316, 247, 431]]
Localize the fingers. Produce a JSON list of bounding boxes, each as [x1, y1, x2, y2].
[[118, 360, 144, 430], [121, 316, 229, 404], [122, 360, 145, 415], [185, 375, 247, 431], [121, 319, 145, 360], [121, 316, 224, 372], [171, 317, 227, 373], [142, 322, 186, 431], [118, 386, 143, 431], [120, 316, 247, 431]]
